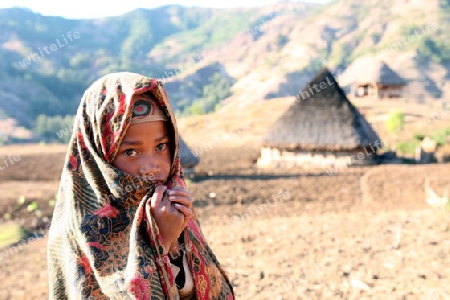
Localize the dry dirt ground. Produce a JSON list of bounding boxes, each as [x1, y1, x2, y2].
[[0, 98, 449, 299], [0, 143, 449, 300]]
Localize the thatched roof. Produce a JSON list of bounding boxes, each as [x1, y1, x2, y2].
[[179, 136, 199, 168], [262, 68, 380, 151], [355, 60, 406, 86]]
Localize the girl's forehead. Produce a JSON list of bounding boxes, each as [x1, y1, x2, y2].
[[130, 92, 167, 124], [132, 99, 153, 117]]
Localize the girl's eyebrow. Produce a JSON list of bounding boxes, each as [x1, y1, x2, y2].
[[120, 134, 168, 146], [155, 134, 168, 142], [120, 140, 142, 146]]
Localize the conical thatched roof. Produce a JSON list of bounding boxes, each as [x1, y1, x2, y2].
[[262, 68, 380, 151], [355, 60, 406, 86], [179, 136, 199, 168]]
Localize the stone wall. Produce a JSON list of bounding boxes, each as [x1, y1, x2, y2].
[[257, 147, 377, 168]]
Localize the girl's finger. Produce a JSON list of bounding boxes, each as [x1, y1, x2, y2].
[[168, 196, 192, 208], [168, 188, 190, 198], [166, 201, 184, 217], [150, 185, 167, 209], [173, 203, 192, 219]]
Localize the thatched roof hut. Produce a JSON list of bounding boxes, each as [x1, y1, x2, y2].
[[179, 136, 199, 171], [358, 61, 406, 85], [352, 60, 407, 98], [258, 67, 381, 169]]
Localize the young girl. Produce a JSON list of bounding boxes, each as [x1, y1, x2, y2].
[[47, 72, 234, 299]]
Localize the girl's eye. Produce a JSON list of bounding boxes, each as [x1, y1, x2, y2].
[[124, 149, 138, 157], [156, 143, 167, 151]]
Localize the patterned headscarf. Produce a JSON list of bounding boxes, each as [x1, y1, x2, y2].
[[47, 72, 234, 299]]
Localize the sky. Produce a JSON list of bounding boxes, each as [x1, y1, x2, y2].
[[0, 0, 331, 19]]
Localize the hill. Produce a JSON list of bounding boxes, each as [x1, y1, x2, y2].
[[1, 0, 450, 142]]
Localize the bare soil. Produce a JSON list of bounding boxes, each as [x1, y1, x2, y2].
[[0, 143, 449, 299], [0, 97, 449, 299]]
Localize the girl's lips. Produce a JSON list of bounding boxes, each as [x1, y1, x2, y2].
[[140, 175, 165, 184], [140, 174, 158, 181]]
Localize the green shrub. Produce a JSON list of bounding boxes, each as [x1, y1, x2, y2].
[[276, 34, 288, 47], [34, 114, 75, 143], [385, 109, 405, 134], [184, 72, 233, 115], [396, 140, 421, 155], [413, 133, 425, 141], [0, 223, 28, 249], [425, 127, 450, 147]]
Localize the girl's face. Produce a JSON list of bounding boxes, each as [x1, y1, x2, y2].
[[113, 120, 172, 183]]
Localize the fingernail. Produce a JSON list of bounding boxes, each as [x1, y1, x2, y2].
[[169, 196, 175, 201]]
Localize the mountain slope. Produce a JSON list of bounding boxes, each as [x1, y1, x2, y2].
[[0, 0, 450, 142], [213, 0, 450, 108]]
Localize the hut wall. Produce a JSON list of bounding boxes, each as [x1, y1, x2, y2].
[[348, 147, 378, 165], [356, 85, 369, 97], [257, 147, 377, 168], [378, 85, 404, 98], [354, 84, 404, 99]]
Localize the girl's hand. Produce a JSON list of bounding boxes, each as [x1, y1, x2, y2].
[[149, 185, 184, 254], [149, 185, 193, 254], [167, 186, 193, 229]]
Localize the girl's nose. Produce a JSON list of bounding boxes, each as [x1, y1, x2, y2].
[[139, 158, 159, 179]]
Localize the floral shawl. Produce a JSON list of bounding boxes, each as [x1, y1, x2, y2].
[[47, 72, 234, 299]]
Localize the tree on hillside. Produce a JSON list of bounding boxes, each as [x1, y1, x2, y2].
[[185, 73, 232, 115], [385, 109, 405, 149], [34, 114, 75, 143], [385, 109, 405, 134]]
